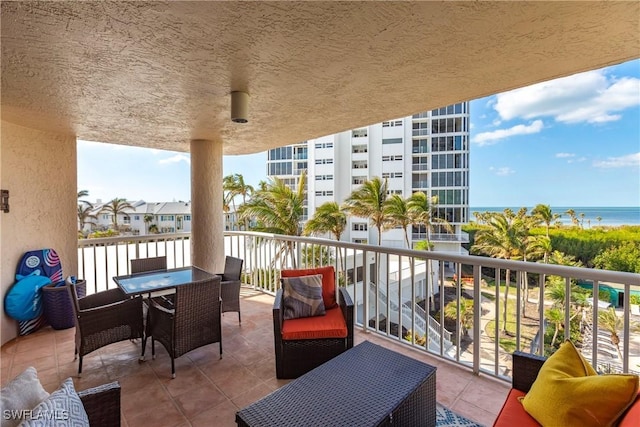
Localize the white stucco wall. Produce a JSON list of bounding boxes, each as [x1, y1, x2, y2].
[[1, 121, 78, 345]]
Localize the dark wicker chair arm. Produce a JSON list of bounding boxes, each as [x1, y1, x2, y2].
[[512, 351, 547, 392], [273, 289, 284, 334], [78, 288, 128, 310], [339, 287, 354, 328], [149, 297, 175, 314], [220, 279, 241, 300], [78, 381, 121, 427], [77, 296, 143, 336]]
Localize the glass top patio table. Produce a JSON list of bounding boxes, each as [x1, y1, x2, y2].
[[114, 266, 218, 296]]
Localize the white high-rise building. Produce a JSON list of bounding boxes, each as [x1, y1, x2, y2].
[[267, 103, 470, 255]]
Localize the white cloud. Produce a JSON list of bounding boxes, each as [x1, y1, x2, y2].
[[489, 166, 515, 176], [493, 69, 640, 124], [159, 154, 190, 165], [567, 157, 587, 164], [555, 153, 575, 158], [492, 119, 502, 126], [593, 152, 640, 168], [472, 120, 543, 146]]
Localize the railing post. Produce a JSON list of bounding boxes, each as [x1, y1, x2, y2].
[[472, 264, 481, 375], [362, 249, 369, 333]]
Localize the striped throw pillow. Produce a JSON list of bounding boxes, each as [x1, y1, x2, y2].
[[281, 274, 326, 320]]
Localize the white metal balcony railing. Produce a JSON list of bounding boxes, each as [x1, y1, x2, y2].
[[412, 232, 470, 243], [77, 231, 640, 384]]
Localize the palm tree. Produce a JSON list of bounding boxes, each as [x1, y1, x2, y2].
[[444, 297, 474, 336], [238, 171, 306, 266], [303, 202, 347, 269], [383, 195, 412, 248], [596, 216, 603, 227], [224, 173, 254, 230], [77, 204, 97, 235], [77, 189, 92, 207], [579, 212, 585, 229], [565, 209, 579, 227], [545, 307, 564, 349], [303, 202, 347, 241], [344, 177, 389, 246], [407, 192, 452, 250], [222, 191, 234, 230], [598, 307, 623, 360], [143, 214, 154, 234], [472, 212, 527, 333], [531, 204, 559, 238], [99, 198, 134, 229]]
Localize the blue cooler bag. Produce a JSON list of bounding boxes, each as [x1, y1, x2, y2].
[[4, 272, 52, 322]]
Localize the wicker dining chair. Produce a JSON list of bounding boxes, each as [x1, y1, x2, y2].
[[217, 256, 243, 324], [130, 256, 167, 274], [67, 282, 144, 376], [143, 276, 222, 378]]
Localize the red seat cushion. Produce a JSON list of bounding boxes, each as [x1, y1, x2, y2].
[[493, 389, 540, 427], [281, 306, 347, 340], [619, 393, 640, 427], [281, 266, 337, 309]]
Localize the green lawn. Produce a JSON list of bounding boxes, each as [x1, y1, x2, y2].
[[485, 297, 538, 353]]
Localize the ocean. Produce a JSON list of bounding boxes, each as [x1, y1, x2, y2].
[[470, 206, 640, 227]]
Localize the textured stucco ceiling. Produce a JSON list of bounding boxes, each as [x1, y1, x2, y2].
[[2, 1, 639, 155]]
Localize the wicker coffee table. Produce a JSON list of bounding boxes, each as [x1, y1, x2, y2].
[[236, 340, 437, 426]]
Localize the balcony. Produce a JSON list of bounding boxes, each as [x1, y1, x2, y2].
[[0, 289, 508, 426], [412, 231, 470, 243], [3, 231, 639, 426]]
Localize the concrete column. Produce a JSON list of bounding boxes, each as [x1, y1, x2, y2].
[[190, 139, 224, 273]]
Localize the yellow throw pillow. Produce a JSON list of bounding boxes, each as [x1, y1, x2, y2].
[[521, 340, 639, 427]]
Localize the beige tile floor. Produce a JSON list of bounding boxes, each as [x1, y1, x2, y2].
[[1, 288, 509, 427]]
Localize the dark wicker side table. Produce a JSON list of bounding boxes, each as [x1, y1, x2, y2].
[[236, 340, 437, 427]]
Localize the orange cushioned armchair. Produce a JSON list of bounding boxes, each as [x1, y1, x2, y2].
[[273, 266, 354, 379]]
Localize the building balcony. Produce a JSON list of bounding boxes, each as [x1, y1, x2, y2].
[[0, 288, 508, 426], [412, 231, 470, 243], [3, 231, 638, 427]]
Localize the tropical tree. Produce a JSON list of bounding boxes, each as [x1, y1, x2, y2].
[[531, 204, 560, 237], [383, 195, 412, 248], [303, 201, 348, 269], [596, 216, 603, 227], [407, 192, 452, 250], [303, 202, 347, 241], [238, 171, 306, 266], [472, 212, 527, 333], [301, 245, 334, 267], [565, 209, 579, 227], [593, 242, 640, 273], [143, 214, 155, 234], [545, 307, 564, 349], [99, 198, 134, 229], [444, 297, 474, 337], [77, 204, 97, 235], [579, 212, 586, 229], [77, 189, 92, 208], [344, 177, 389, 246], [239, 171, 306, 236], [224, 173, 254, 229], [598, 307, 624, 360], [223, 191, 234, 229]]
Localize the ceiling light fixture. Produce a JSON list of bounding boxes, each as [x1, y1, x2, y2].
[[230, 91, 249, 123]]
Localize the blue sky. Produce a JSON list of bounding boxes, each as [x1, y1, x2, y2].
[[79, 59, 640, 207]]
